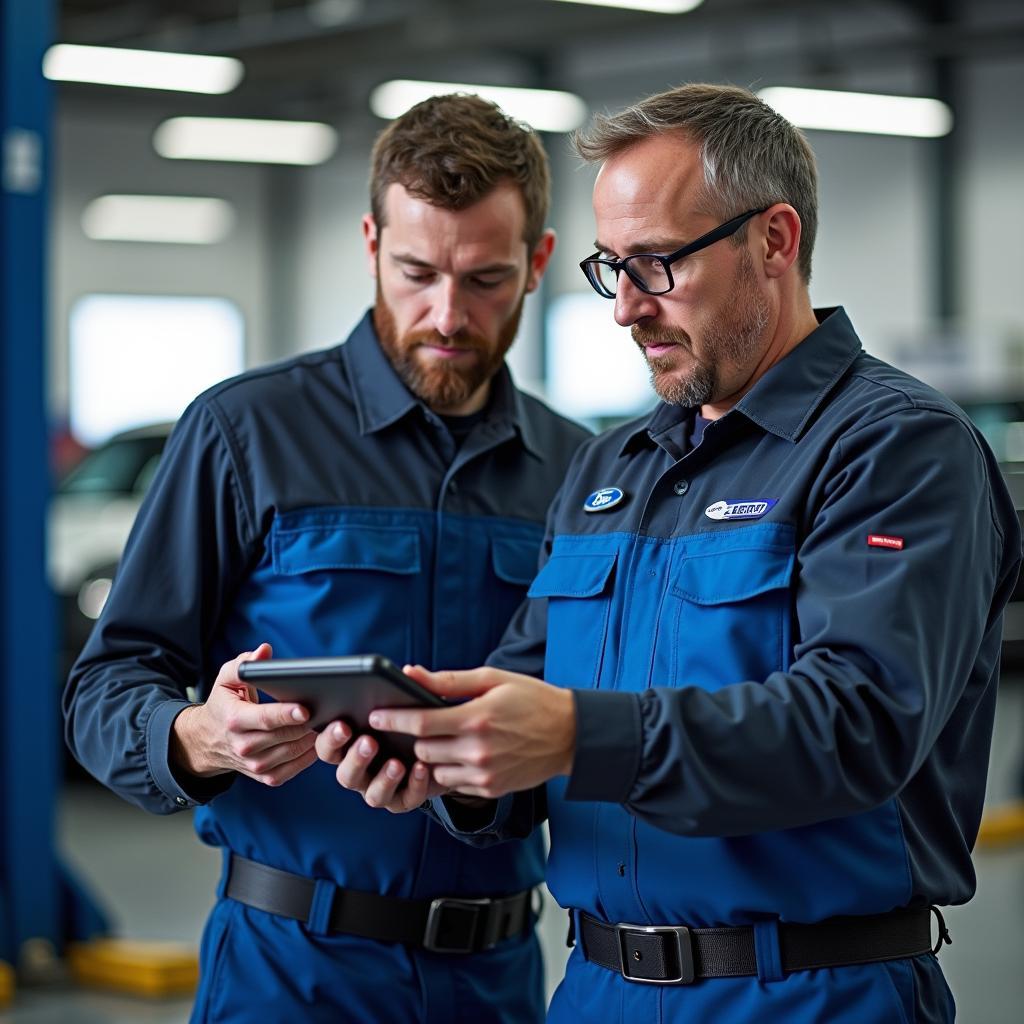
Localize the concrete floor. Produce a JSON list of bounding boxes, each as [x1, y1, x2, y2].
[[3, 680, 1022, 1023]]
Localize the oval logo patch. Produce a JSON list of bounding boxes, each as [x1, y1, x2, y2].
[[705, 498, 778, 521], [583, 487, 625, 513]]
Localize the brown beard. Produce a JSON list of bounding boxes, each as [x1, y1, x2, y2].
[[373, 283, 525, 412], [632, 247, 770, 407]]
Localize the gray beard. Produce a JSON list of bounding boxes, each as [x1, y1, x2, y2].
[[649, 360, 715, 408], [643, 250, 770, 408]]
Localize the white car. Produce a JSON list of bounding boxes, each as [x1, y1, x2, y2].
[[49, 422, 172, 679]]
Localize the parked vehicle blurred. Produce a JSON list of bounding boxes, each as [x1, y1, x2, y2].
[[49, 422, 173, 683], [954, 396, 1024, 668]]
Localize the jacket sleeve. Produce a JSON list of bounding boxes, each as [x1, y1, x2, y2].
[[566, 408, 1022, 836], [63, 398, 257, 814], [424, 786, 548, 847]]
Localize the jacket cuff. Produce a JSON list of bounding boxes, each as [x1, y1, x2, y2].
[[564, 690, 642, 803], [147, 700, 235, 809], [431, 794, 512, 836]]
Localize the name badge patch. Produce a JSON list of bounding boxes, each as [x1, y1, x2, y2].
[[705, 498, 778, 521], [867, 534, 904, 550], [583, 487, 625, 513]]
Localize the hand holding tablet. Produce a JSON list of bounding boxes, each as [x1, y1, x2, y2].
[[238, 654, 445, 767]]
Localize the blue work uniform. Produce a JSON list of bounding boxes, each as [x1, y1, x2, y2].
[[437, 308, 1021, 1023], [63, 311, 589, 1024]]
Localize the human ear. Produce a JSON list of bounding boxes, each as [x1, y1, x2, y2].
[[525, 230, 557, 293], [761, 205, 802, 280], [362, 213, 380, 279]]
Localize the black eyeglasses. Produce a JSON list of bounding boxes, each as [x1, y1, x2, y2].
[[579, 207, 768, 298]]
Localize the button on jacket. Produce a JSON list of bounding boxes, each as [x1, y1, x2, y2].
[[63, 310, 589, 1024], [448, 307, 1021, 1023]]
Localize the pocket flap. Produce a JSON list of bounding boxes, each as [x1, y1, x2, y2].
[[672, 545, 793, 605], [527, 550, 617, 599], [273, 523, 421, 576], [491, 537, 540, 586]]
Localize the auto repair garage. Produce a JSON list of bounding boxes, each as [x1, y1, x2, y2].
[[1, 1, 1023, 1022]]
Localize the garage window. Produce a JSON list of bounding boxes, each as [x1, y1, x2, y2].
[[69, 294, 245, 445]]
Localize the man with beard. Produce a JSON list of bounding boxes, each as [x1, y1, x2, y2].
[[326, 84, 1021, 1024], [64, 94, 587, 1023]]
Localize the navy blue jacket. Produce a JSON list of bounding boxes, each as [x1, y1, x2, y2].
[[439, 307, 1021, 1024], [64, 311, 589, 1023]]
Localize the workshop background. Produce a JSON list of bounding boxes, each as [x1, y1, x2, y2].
[[1, 0, 1022, 1021]]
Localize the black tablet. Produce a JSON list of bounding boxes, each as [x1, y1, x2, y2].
[[237, 654, 446, 766]]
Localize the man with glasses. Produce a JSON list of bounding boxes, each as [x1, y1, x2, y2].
[[325, 83, 1021, 1023], [64, 94, 588, 1023]]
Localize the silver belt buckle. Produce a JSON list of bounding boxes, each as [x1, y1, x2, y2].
[[616, 922, 695, 985]]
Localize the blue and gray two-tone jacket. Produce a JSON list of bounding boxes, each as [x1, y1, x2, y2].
[[441, 307, 1021, 1024], [64, 310, 588, 1024]]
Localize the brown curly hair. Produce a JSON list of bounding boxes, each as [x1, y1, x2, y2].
[[370, 93, 551, 249]]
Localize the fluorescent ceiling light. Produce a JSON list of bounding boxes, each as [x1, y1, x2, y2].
[[82, 195, 236, 244], [370, 80, 588, 133], [42, 43, 243, 94], [552, 0, 704, 12], [308, 0, 362, 26], [758, 86, 953, 138], [153, 117, 338, 165]]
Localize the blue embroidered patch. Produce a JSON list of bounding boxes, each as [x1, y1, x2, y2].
[[583, 487, 626, 513]]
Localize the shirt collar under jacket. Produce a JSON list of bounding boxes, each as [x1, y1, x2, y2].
[[617, 306, 863, 457], [341, 308, 545, 460]]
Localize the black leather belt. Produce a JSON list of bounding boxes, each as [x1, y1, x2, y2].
[[225, 854, 535, 954], [577, 906, 944, 985]]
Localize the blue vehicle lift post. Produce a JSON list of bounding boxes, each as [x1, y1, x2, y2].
[[1, 0, 107, 983]]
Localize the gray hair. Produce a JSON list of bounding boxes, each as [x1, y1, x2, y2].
[[572, 83, 818, 282]]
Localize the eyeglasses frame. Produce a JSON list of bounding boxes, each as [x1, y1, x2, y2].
[[579, 206, 770, 299]]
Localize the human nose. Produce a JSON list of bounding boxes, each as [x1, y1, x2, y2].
[[613, 271, 659, 328], [431, 279, 468, 337]]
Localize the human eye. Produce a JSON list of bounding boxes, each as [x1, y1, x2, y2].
[[402, 269, 435, 284], [633, 254, 667, 272], [628, 254, 671, 287], [470, 276, 504, 290]]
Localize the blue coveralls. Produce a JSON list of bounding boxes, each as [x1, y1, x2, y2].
[[438, 308, 1022, 1023], [63, 311, 589, 1024]]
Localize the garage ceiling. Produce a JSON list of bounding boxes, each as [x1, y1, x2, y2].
[[53, 0, 1024, 121]]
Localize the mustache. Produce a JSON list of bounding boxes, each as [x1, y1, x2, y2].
[[631, 324, 691, 349], [408, 330, 488, 350]]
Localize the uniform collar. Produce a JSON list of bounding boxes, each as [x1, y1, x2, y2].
[[342, 310, 419, 434], [617, 306, 862, 455], [733, 306, 862, 442], [342, 308, 543, 459]]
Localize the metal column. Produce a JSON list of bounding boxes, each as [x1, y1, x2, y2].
[[0, 0, 59, 964]]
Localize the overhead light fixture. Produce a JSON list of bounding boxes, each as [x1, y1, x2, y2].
[[307, 0, 363, 26], [153, 117, 338, 165], [552, 0, 704, 12], [42, 43, 243, 94], [370, 80, 588, 133], [81, 195, 236, 244], [758, 86, 953, 138]]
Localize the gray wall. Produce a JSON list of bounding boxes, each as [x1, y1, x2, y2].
[[963, 55, 1024, 338], [50, 100, 272, 416]]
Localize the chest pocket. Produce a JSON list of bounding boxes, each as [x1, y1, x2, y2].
[[270, 520, 421, 664], [528, 547, 617, 688], [667, 529, 794, 691], [485, 536, 541, 647]]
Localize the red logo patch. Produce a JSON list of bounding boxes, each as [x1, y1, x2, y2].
[[867, 534, 904, 550]]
